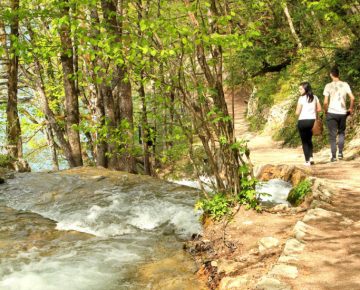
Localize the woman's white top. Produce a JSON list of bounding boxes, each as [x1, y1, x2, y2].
[[298, 95, 318, 120]]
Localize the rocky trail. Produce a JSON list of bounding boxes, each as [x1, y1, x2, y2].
[[207, 93, 360, 289]]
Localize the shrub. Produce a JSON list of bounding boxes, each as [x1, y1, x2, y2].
[[0, 154, 14, 168], [195, 177, 261, 221], [287, 179, 312, 206], [196, 193, 233, 221]]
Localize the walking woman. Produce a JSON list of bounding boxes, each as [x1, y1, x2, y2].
[[296, 82, 322, 166]]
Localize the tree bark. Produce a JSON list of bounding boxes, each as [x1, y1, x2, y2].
[[86, 6, 108, 167], [45, 125, 59, 171], [139, 70, 151, 175], [101, 0, 135, 172], [6, 0, 22, 159], [24, 23, 77, 167], [59, 0, 83, 166], [33, 61, 77, 167]]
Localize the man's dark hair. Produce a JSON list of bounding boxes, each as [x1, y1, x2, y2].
[[330, 66, 340, 78]]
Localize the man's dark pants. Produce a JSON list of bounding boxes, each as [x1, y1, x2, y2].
[[326, 113, 347, 158]]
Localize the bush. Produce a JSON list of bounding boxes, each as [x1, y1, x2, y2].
[[195, 177, 261, 221], [287, 179, 312, 206], [196, 193, 233, 221], [0, 154, 14, 168]]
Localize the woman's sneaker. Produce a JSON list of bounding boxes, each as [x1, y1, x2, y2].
[[309, 157, 315, 165], [330, 157, 337, 162], [338, 153, 344, 160], [304, 161, 311, 166]]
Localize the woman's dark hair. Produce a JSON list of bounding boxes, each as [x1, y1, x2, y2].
[[300, 82, 314, 103], [330, 66, 340, 78]]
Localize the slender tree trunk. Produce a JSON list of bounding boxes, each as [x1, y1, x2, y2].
[[118, 67, 136, 172], [139, 70, 151, 175], [95, 87, 108, 167], [45, 125, 59, 171], [100, 0, 123, 170], [33, 62, 77, 167], [86, 6, 108, 167], [282, 1, 303, 49], [6, 0, 22, 159], [25, 23, 77, 168], [169, 92, 175, 145], [59, 0, 82, 166]]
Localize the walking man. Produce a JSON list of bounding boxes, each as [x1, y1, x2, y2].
[[323, 67, 355, 162]]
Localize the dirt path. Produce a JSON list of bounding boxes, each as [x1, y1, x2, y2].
[[220, 95, 360, 289], [226, 89, 323, 166]]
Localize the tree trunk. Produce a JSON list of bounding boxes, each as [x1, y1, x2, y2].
[[25, 23, 77, 168], [6, 0, 22, 159], [45, 125, 59, 171], [139, 70, 151, 175], [101, 0, 135, 172], [282, 1, 303, 49], [87, 6, 108, 167], [33, 62, 77, 168], [59, 0, 83, 167]]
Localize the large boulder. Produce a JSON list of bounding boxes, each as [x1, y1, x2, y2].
[[256, 164, 307, 186]]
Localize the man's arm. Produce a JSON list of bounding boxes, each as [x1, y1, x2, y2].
[[348, 93, 355, 115], [323, 95, 329, 113]]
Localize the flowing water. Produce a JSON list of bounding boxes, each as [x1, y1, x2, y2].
[[171, 177, 292, 206], [256, 179, 292, 206], [0, 168, 205, 290]]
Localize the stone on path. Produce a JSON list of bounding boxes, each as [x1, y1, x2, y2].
[[217, 259, 244, 275], [255, 276, 292, 290], [303, 208, 342, 222], [219, 275, 249, 290], [269, 264, 298, 279], [258, 237, 280, 253], [293, 221, 317, 240], [283, 239, 305, 256]]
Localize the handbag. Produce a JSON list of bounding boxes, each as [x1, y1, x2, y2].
[[312, 98, 323, 136]]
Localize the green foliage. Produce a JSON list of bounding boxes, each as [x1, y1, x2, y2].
[[0, 154, 14, 168], [287, 179, 312, 206], [2, 0, 360, 182], [196, 193, 233, 221], [196, 176, 261, 221], [237, 177, 261, 211]]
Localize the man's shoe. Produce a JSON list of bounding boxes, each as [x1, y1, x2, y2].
[[338, 153, 344, 160], [309, 157, 315, 165], [330, 157, 337, 162]]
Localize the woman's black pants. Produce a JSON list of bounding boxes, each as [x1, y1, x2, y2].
[[297, 119, 315, 162]]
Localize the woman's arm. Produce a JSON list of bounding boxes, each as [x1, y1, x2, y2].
[[295, 103, 302, 116], [316, 99, 322, 112]]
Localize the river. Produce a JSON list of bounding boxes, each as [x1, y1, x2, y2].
[[0, 168, 205, 290]]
